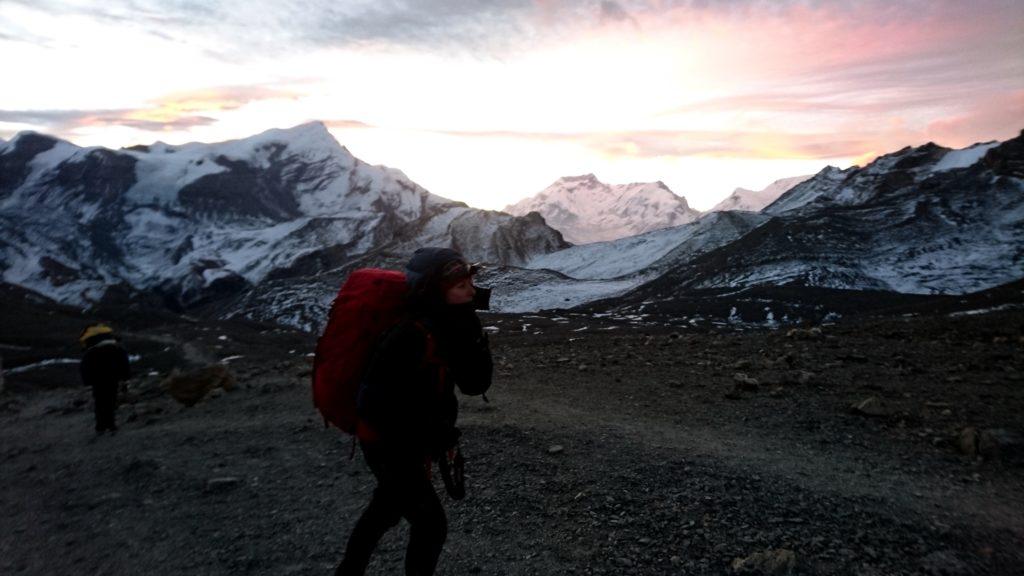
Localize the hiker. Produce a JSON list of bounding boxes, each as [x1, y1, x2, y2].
[[336, 247, 493, 576], [79, 324, 131, 434]]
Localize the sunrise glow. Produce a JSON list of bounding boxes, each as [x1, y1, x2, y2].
[[1, 0, 1021, 210]]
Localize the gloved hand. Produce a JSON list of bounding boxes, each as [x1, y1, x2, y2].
[[432, 304, 484, 358]]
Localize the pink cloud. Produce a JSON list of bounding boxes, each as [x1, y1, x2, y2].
[[926, 91, 1024, 147]]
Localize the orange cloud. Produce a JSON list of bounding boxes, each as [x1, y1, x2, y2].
[[1, 84, 304, 133]]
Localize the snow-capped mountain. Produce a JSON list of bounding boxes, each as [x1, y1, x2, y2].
[[0, 122, 567, 314], [709, 175, 812, 213], [763, 140, 1002, 215], [503, 174, 701, 244], [601, 131, 1024, 313]]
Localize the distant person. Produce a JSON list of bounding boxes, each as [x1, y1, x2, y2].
[[79, 324, 130, 434], [336, 248, 493, 576]]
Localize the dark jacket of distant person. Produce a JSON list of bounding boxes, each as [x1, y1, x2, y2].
[[80, 334, 131, 390]]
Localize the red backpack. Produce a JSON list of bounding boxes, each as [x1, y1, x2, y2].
[[312, 268, 409, 436]]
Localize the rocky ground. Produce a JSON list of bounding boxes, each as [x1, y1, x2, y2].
[[1, 290, 1023, 575]]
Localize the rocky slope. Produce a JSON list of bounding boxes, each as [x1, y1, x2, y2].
[[504, 174, 701, 244], [593, 131, 1024, 316], [0, 123, 568, 314], [1, 288, 1022, 576]]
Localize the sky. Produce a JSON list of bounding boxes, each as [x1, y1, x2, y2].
[[1, 1, 1022, 211]]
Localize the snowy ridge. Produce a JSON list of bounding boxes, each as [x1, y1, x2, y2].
[[3, 124, 1019, 328], [482, 210, 769, 315], [526, 211, 769, 280], [761, 166, 854, 215], [710, 175, 812, 213], [764, 138, 1007, 216], [607, 130, 1024, 312], [0, 123, 567, 313], [504, 174, 701, 244]]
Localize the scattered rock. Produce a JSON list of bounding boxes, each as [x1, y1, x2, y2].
[[978, 428, 1023, 464], [205, 477, 242, 493], [731, 548, 796, 574], [43, 397, 88, 416], [957, 427, 979, 456], [122, 457, 161, 482], [733, 373, 760, 391], [794, 370, 816, 385], [850, 396, 890, 417], [786, 327, 822, 340], [919, 550, 968, 575], [164, 365, 236, 407]]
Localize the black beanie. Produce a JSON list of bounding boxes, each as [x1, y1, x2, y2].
[[405, 247, 470, 294]]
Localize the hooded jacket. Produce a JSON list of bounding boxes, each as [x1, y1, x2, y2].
[[357, 248, 492, 455]]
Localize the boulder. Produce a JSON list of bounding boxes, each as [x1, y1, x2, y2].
[[164, 365, 236, 406]]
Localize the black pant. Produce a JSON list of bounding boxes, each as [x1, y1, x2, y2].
[[92, 383, 118, 432], [337, 441, 447, 576]]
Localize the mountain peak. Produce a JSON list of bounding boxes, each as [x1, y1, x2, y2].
[[710, 174, 812, 213], [556, 173, 601, 185], [244, 121, 342, 152], [6, 130, 64, 150], [506, 174, 700, 244]]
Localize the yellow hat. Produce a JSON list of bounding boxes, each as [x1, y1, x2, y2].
[[79, 324, 114, 345]]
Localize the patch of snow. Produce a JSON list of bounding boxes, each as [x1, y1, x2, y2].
[[948, 303, 1021, 317], [932, 142, 999, 172], [6, 358, 79, 374]]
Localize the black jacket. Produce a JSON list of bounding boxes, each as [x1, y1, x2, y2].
[[80, 339, 131, 390], [358, 304, 492, 456]]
